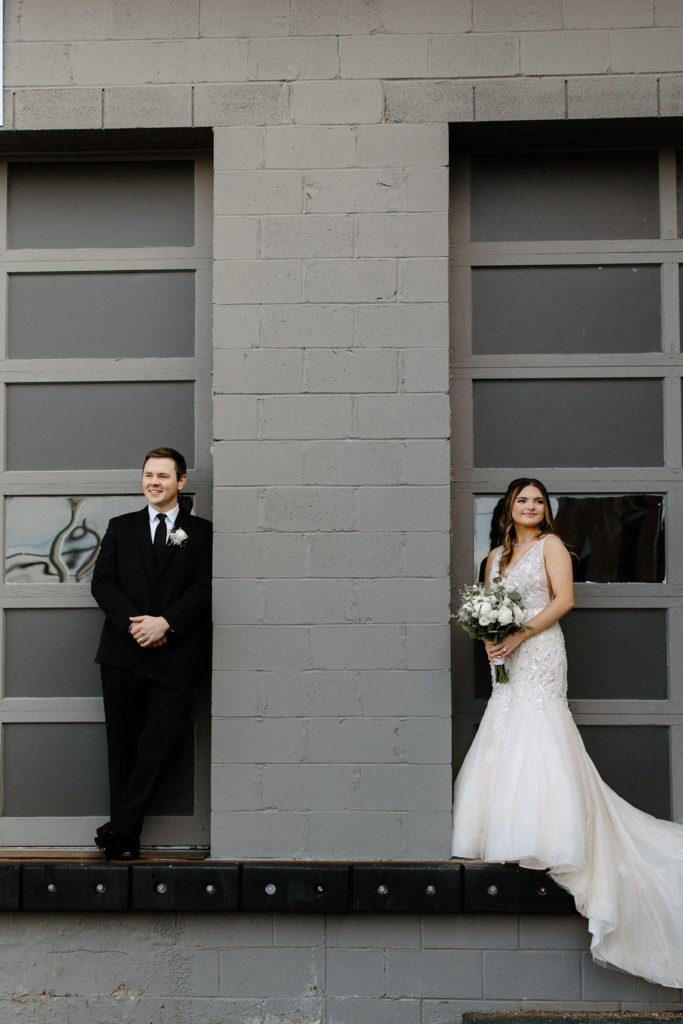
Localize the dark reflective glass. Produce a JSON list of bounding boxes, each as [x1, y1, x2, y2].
[[555, 494, 665, 583], [8, 271, 195, 359], [5, 609, 103, 696], [472, 265, 660, 355], [8, 160, 195, 249], [564, 608, 667, 699], [471, 151, 660, 242], [6, 382, 195, 470], [2, 723, 109, 816], [471, 606, 668, 702], [1, 722, 194, 817], [474, 493, 665, 583], [473, 380, 663, 467], [579, 725, 671, 819]]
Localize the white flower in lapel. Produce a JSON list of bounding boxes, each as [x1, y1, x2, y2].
[[168, 527, 188, 548]]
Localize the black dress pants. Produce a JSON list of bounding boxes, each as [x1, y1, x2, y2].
[[101, 662, 195, 839]]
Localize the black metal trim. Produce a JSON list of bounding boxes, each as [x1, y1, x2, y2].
[[0, 861, 577, 915]]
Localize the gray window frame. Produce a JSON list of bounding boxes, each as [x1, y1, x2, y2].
[[0, 148, 213, 849], [450, 136, 683, 824]]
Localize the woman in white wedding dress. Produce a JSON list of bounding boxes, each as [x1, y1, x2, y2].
[[451, 478, 683, 989]]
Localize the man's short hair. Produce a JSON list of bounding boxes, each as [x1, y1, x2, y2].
[[143, 447, 187, 480]]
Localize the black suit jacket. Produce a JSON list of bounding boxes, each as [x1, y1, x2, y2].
[[91, 507, 212, 681]]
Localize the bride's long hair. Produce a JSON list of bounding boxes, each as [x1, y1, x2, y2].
[[497, 477, 556, 572]]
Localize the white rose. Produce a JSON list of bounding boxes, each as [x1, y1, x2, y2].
[[513, 606, 525, 625], [498, 606, 513, 625], [478, 602, 492, 617]]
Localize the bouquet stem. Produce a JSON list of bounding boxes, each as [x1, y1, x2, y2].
[[492, 658, 509, 685]]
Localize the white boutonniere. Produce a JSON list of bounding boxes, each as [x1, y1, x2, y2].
[[168, 527, 188, 548]]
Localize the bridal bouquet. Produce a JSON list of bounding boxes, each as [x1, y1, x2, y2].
[[455, 577, 528, 684]]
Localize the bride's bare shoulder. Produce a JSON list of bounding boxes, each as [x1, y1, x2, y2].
[[543, 534, 572, 562], [485, 545, 503, 577]]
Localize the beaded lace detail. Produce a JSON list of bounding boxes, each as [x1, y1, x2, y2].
[[489, 538, 567, 729]]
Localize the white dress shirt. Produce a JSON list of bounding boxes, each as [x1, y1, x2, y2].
[[147, 504, 180, 544]]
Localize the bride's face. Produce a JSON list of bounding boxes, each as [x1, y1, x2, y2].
[[511, 485, 547, 531]]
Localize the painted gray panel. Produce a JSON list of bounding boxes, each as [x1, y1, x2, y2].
[[6, 382, 195, 470], [8, 161, 195, 249], [8, 272, 195, 359], [2, 723, 109, 816], [578, 725, 671, 819], [471, 151, 660, 241], [473, 265, 660, 354], [5, 609, 103, 697], [565, 609, 667, 700], [473, 379, 663, 467]]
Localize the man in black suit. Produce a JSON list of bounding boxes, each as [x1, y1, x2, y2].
[[91, 447, 212, 859]]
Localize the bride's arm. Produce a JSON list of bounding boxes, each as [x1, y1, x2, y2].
[[486, 536, 574, 661]]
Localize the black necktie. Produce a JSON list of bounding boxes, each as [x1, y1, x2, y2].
[[153, 513, 167, 558]]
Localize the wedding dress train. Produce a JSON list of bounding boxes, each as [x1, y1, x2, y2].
[[451, 538, 683, 989]]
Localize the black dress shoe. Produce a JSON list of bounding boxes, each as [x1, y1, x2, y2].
[[116, 836, 141, 860], [94, 823, 140, 861]]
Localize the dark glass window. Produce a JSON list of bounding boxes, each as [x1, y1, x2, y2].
[[8, 271, 195, 359], [474, 493, 665, 583], [471, 151, 660, 242], [472, 265, 660, 354], [8, 161, 195, 248], [579, 725, 671, 819], [473, 380, 663, 468], [6, 382, 195, 470]]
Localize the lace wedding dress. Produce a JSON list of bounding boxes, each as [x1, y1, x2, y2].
[[451, 538, 683, 989]]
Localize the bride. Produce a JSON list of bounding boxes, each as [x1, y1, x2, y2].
[[451, 478, 683, 989]]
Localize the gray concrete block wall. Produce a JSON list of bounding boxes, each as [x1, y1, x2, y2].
[[211, 113, 452, 862], [2, 0, 683, 1018], [0, 912, 679, 1022]]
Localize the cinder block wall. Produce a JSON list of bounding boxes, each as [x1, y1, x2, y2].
[[3, 0, 683, 1019], [211, 113, 452, 861]]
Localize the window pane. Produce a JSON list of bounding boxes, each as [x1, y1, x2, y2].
[[8, 272, 195, 359], [6, 382, 195, 470], [578, 725, 671, 819], [2, 723, 109, 816], [471, 151, 660, 242], [474, 493, 665, 583], [473, 379, 663, 467], [1, 723, 194, 816], [6, 495, 147, 584], [564, 609, 667, 699], [472, 265, 660, 355], [554, 494, 665, 583], [8, 161, 195, 249], [5, 609, 104, 696], [472, 606, 666, 701]]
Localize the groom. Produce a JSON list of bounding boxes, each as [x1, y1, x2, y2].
[[91, 447, 212, 859]]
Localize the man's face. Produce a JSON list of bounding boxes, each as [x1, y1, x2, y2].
[[142, 457, 186, 512]]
